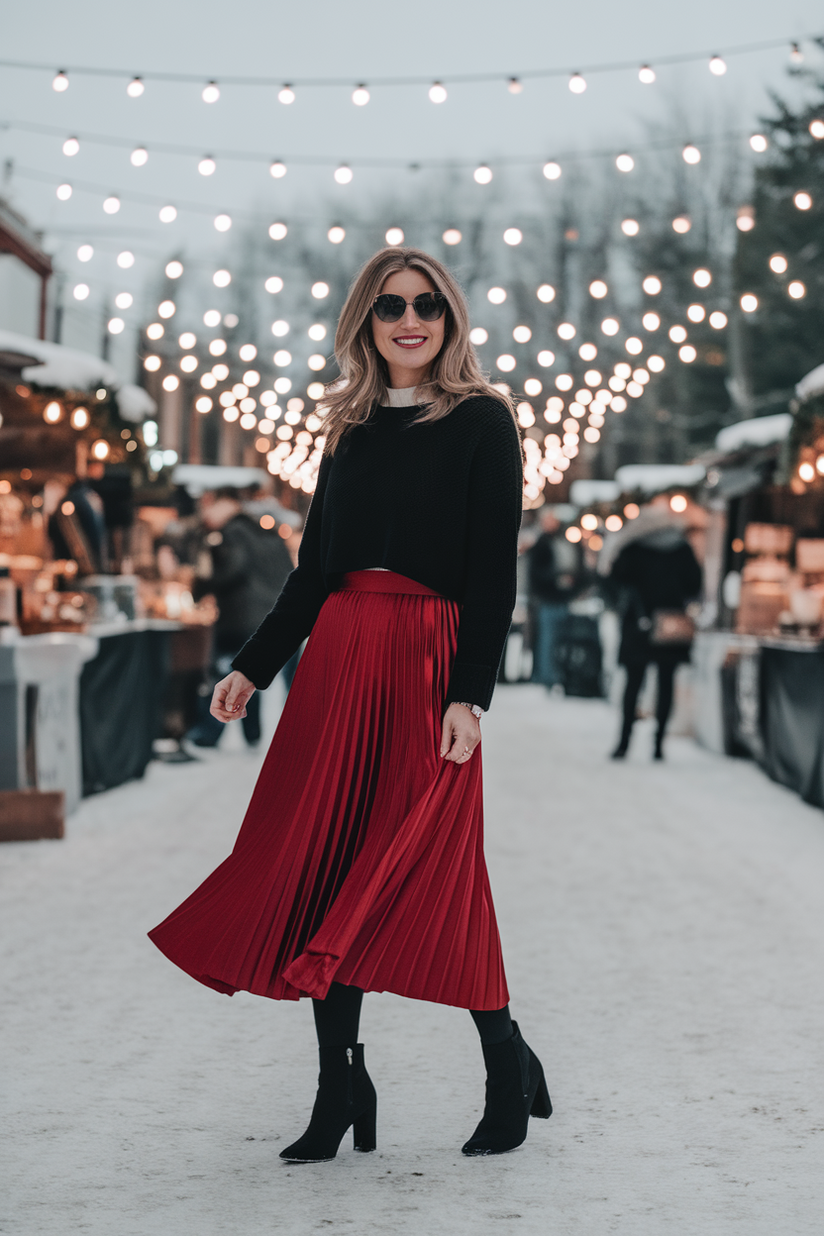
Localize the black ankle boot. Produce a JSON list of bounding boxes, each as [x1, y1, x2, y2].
[[461, 1022, 552, 1156], [653, 732, 664, 760], [611, 723, 633, 760], [280, 1044, 377, 1163]]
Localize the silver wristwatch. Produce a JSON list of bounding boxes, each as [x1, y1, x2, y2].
[[455, 701, 484, 720]]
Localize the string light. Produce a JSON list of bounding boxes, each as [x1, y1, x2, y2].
[[63, 136, 79, 156], [269, 222, 288, 240], [56, 183, 72, 200], [769, 253, 788, 273], [794, 191, 812, 210], [790, 42, 804, 65], [269, 161, 287, 179], [102, 195, 120, 214], [579, 344, 598, 362], [442, 228, 462, 245], [558, 323, 576, 340], [555, 374, 573, 391], [312, 282, 330, 299], [130, 146, 148, 167], [203, 310, 221, 327], [165, 260, 183, 278], [625, 337, 643, 355], [507, 77, 523, 94], [693, 268, 712, 288], [163, 374, 180, 392], [672, 215, 691, 234], [708, 311, 727, 329], [537, 350, 555, 367], [179, 331, 196, 349], [428, 82, 447, 103], [326, 225, 346, 243], [536, 284, 555, 303], [71, 408, 90, 429], [669, 325, 687, 343], [810, 120, 824, 140], [589, 280, 608, 299], [334, 165, 353, 184], [198, 156, 216, 176], [638, 65, 656, 84], [127, 76, 144, 98], [513, 325, 532, 342], [278, 84, 296, 104], [616, 153, 634, 172], [750, 133, 768, 153], [503, 228, 522, 245], [621, 218, 640, 236], [648, 356, 665, 372], [740, 294, 758, 313], [115, 292, 133, 309], [214, 214, 232, 232], [708, 55, 727, 75], [202, 81, 220, 103], [496, 354, 516, 372], [271, 320, 289, 336], [524, 379, 542, 396], [146, 322, 164, 340], [73, 283, 90, 300], [180, 355, 198, 372], [52, 71, 69, 92], [487, 287, 507, 304], [687, 304, 705, 323], [385, 227, 404, 245], [543, 161, 562, 180], [213, 269, 231, 287], [788, 281, 806, 299], [474, 165, 493, 184], [195, 397, 212, 413], [239, 344, 258, 360], [642, 312, 660, 330], [158, 300, 176, 319], [159, 204, 177, 223], [77, 243, 93, 261], [568, 73, 586, 94], [352, 85, 370, 106], [601, 318, 619, 336], [642, 276, 662, 295], [736, 206, 755, 231], [679, 345, 697, 363]]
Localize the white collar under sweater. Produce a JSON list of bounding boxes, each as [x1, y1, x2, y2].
[[384, 386, 419, 407]]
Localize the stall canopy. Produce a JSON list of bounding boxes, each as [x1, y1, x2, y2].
[[715, 414, 792, 454], [569, 479, 620, 506], [614, 464, 706, 494], [795, 363, 824, 402]]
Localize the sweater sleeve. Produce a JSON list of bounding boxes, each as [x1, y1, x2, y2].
[[444, 404, 524, 712], [231, 452, 332, 688]]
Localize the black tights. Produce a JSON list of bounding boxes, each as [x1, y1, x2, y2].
[[312, 982, 513, 1048], [621, 659, 677, 741]]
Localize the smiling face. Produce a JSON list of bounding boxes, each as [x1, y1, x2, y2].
[[370, 268, 447, 390]]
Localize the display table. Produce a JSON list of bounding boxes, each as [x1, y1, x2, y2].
[[0, 631, 99, 814], [79, 619, 180, 796], [759, 639, 824, 808]]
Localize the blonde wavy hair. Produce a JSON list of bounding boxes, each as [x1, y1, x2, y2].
[[319, 247, 514, 455]]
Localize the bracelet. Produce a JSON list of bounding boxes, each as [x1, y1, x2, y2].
[[454, 701, 483, 720]]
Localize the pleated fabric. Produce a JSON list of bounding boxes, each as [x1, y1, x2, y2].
[[148, 570, 509, 1011]]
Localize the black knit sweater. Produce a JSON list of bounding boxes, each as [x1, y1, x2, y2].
[[231, 394, 524, 711]]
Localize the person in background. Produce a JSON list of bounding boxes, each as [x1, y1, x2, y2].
[[599, 500, 702, 761], [187, 487, 294, 748], [528, 509, 585, 690]]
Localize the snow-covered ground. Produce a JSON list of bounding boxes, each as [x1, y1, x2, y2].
[[3, 685, 823, 1236]]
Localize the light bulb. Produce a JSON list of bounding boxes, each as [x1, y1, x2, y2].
[[672, 215, 691, 234], [642, 312, 660, 331], [271, 320, 289, 337], [709, 56, 727, 76], [503, 227, 522, 245], [159, 205, 177, 223], [63, 136, 79, 156], [327, 226, 346, 244], [195, 397, 212, 413], [474, 165, 493, 185], [810, 120, 824, 140], [146, 323, 164, 340], [385, 228, 404, 245], [496, 354, 516, 373], [442, 228, 462, 245], [428, 82, 447, 104], [794, 191, 813, 211], [621, 218, 640, 236], [708, 312, 727, 329], [334, 165, 353, 185], [115, 292, 133, 310], [750, 133, 768, 153], [542, 161, 561, 180], [77, 244, 94, 262], [687, 304, 706, 323], [693, 268, 712, 288], [513, 325, 532, 343], [278, 85, 295, 104], [682, 144, 701, 164], [616, 153, 635, 173], [158, 300, 176, 319], [269, 160, 287, 179], [642, 275, 662, 295], [601, 318, 620, 336], [103, 196, 120, 214], [179, 355, 198, 372], [736, 206, 756, 231], [679, 345, 697, 363], [668, 325, 687, 343], [487, 287, 507, 304], [130, 146, 148, 167], [536, 284, 555, 303], [788, 281, 806, 299], [202, 81, 220, 104], [162, 374, 180, 392], [537, 350, 555, 367], [625, 337, 643, 355], [638, 64, 656, 84], [568, 73, 586, 94], [198, 156, 216, 176], [213, 269, 231, 288], [508, 77, 523, 94], [269, 222, 288, 240], [214, 214, 232, 232], [203, 310, 221, 327], [53, 71, 69, 92], [73, 283, 90, 300], [579, 344, 598, 362], [127, 76, 144, 98], [469, 327, 488, 345], [56, 183, 72, 201], [589, 280, 608, 299], [165, 260, 183, 279], [769, 254, 788, 273], [265, 276, 284, 295], [558, 322, 577, 339], [352, 85, 370, 106], [312, 282, 330, 299]]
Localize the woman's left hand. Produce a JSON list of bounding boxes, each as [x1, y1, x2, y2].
[[440, 703, 481, 765]]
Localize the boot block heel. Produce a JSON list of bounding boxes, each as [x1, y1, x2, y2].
[[530, 1071, 552, 1120], [353, 1099, 377, 1152]]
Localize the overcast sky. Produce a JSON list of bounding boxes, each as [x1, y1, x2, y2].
[[1, 0, 822, 358]]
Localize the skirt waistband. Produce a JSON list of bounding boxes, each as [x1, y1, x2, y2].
[[338, 570, 445, 598]]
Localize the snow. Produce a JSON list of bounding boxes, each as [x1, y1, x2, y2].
[[795, 362, 824, 402], [116, 383, 157, 423], [3, 685, 824, 1235], [715, 413, 792, 454], [0, 328, 121, 392], [614, 463, 706, 494], [172, 464, 269, 496]]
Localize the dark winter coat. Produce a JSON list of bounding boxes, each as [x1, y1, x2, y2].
[[196, 514, 294, 648], [611, 531, 702, 667], [528, 532, 586, 604]]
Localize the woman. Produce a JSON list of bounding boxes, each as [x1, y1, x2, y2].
[[600, 501, 702, 760], [149, 247, 551, 1161]]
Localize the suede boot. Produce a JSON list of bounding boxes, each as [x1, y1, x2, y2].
[[461, 1022, 552, 1156], [280, 1044, 377, 1163]]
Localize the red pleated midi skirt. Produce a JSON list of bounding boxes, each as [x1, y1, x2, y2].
[[148, 570, 509, 1010]]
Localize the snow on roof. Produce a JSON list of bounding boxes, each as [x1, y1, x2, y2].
[[796, 362, 824, 402], [715, 413, 792, 454], [0, 328, 120, 392], [117, 384, 156, 423], [569, 479, 620, 507], [172, 464, 268, 496], [614, 464, 705, 494]]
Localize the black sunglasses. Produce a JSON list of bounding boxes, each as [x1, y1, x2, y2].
[[372, 292, 448, 323]]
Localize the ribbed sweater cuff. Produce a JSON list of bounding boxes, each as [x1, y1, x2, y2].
[[444, 662, 496, 713]]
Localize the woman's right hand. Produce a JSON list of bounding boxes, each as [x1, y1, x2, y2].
[[210, 670, 256, 722]]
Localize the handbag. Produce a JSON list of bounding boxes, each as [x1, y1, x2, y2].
[[649, 609, 695, 645]]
